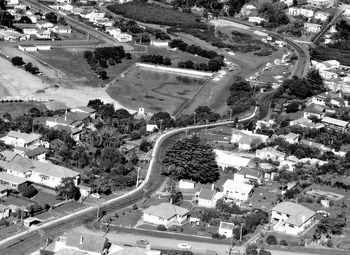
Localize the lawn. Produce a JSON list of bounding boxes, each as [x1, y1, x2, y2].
[[249, 182, 280, 211], [0, 224, 26, 241], [106, 65, 207, 114], [31, 48, 137, 87], [107, 2, 207, 29], [112, 209, 142, 227], [32, 190, 62, 207]]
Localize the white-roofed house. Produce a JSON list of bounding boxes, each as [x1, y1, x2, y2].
[[271, 201, 316, 235], [196, 186, 222, 208], [218, 221, 235, 238], [222, 179, 254, 202], [142, 203, 189, 227], [231, 130, 268, 151], [314, 11, 330, 21], [213, 149, 251, 170], [256, 147, 286, 162], [71, 106, 97, 119], [0, 204, 10, 219], [0, 156, 80, 189], [304, 23, 322, 33], [321, 116, 349, 131], [0, 172, 29, 191], [179, 179, 195, 189], [1, 131, 41, 148], [279, 132, 300, 144]]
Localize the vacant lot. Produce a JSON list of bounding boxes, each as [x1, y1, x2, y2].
[[106, 66, 207, 114], [107, 2, 207, 29]]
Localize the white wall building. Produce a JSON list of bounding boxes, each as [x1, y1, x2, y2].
[[222, 179, 254, 202], [271, 202, 316, 235], [1, 131, 41, 148], [218, 221, 235, 238], [304, 23, 322, 33], [142, 203, 189, 227], [213, 149, 251, 170]]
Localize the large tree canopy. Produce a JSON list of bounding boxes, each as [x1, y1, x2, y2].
[[162, 135, 220, 184]]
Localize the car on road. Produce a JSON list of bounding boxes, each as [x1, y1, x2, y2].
[[177, 243, 191, 250], [136, 239, 149, 247]]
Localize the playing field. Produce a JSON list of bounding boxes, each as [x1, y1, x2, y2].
[[106, 66, 208, 114]]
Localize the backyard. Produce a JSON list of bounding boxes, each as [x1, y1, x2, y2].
[[106, 66, 208, 114]]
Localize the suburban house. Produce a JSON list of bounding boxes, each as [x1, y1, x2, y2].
[[218, 221, 235, 238], [304, 23, 322, 33], [303, 103, 326, 119], [307, 0, 334, 8], [248, 16, 266, 24], [0, 172, 29, 191], [0, 184, 9, 198], [2, 196, 35, 212], [214, 149, 251, 170], [231, 130, 269, 150], [311, 60, 340, 71], [1, 131, 41, 148], [196, 187, 220, 208], [271, 202, 316, 235], [289, 118, 325, 129], [0, 204, 10, 219], [256, 147, 286, 162], [54, 231, 108, 255], [321, 116, 349, 131], [312, 92, 348, 107], [234, 167, 263, 185], [36, 20, 54, 29], [240, 4, 257, 16], [179, 179, 195, 189], [36, 29, 51, 39], [0, 150, 20, 162], [24, 147, 47, 162], [53, 25, 72, 33], [18, 44, 38, 52], [142, 203, 189, 227], [71, 106, 97, 119], [45, 111, 90, 129], [0, 156, 80, 189], [279, 132, 300, 144], [222, 179, 254, 202], [288, 7, 314, 18], [314, 11, 330, 21]]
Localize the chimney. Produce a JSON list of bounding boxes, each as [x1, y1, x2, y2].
[[80, 236, 84, 245], [211, 183, 214, 191]]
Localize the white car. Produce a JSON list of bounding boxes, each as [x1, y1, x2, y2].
[[177, 243, 191, 250]]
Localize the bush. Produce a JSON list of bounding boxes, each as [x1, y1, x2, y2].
[[157, 224, 167, 231], [132, 204, 138, 210], [19, 184, 38, 198], [259, 248, 272, 255], [279, 239, 288, 246], [11, 56, 25, 66], [168, 225, 183, 232], [211, 233, 226, 239], [266, 234, 278, 245]]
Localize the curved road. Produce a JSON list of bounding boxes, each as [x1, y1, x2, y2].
[[0, 107, 258, 255]]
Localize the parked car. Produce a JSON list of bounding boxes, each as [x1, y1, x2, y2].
[[177, 243, 191, 250], [136, 239, 149, 247]]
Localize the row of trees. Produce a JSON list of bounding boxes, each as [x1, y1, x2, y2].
[[11, 56, 40, 75], [177, 56, 224, 72], [139, 54, 172, 65], [169, 39, 219, 59]]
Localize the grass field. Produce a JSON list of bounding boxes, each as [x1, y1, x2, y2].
[[107, 2, 207, 29], [0, 102, 47, 118], [31, 48, 137, 87], [106, 66, 207, 114]]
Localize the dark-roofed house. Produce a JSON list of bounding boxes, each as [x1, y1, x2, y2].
[[0, 172, 29, 191], [2, 196, 35, 212], [197, 187, 217, 208], [54, 231, 108, 255], [0, 150, 20, 162], [256, 147, 286, 162], [271, 202, 316, 235], [25, 147, 46, 162], [235, 167, 263, 184], [71, 106, 97, 119], [143, 203, 189, 227], [303, 103, 325, 119], [218, 221, 235, 238]]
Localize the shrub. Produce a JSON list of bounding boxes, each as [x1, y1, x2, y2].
[[157, 224, 167, 231], [168, 225, 183, 232], [266, 234, 278, 245], [279, 239, 288, 246], [211, 233, 226, 239], [259, 248, 272, 255], [132, 204, 138, 210], [19, 184, 38, 198], [11, 56, 25, 66]]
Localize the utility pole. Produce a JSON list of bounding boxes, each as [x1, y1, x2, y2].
[[136, 167, 140, 187], [193, 112, 196, 125], [96, 205, 100, 221]]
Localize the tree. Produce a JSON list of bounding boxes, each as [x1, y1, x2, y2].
[[246, 244, 258, 255], [166, 178, 182, 205], [45, 12, 57, 23], [98, 70, 108, 80], [259, 249, 272, 255], [18, 184, 38, 198], [125, 53, 132, 59], [266, 234, 278, 245], [19, 16, 32, 23], [306, 69, 326, 95], [162, 135, 220, 184], [11, 56, 24, 66], [56, 177, 81, 200], [57, 17, 67, 25], [139, 139, 151, 152]]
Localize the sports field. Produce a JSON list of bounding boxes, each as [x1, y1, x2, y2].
[[106, 66, 207, 114]]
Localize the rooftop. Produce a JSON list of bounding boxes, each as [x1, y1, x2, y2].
[[0, 171, 28, 184], [219, 221, 235, 231], [223, 179, 254, 194], [25, 147, 46, 158], [304, 103, 325, 115], [3, 196, 34, 207], [0, 150, 19, 161], [65, 232, 107, 253], [272, 202, 316, 226], [6, 131, 41, 144], [143, 203, 189, 220], [239, 167, 262, 178], [72, 106, 96, 114], [321, 116, 349, 127]]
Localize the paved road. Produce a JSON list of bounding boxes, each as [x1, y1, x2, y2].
[[0, 108, 258, 255]]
